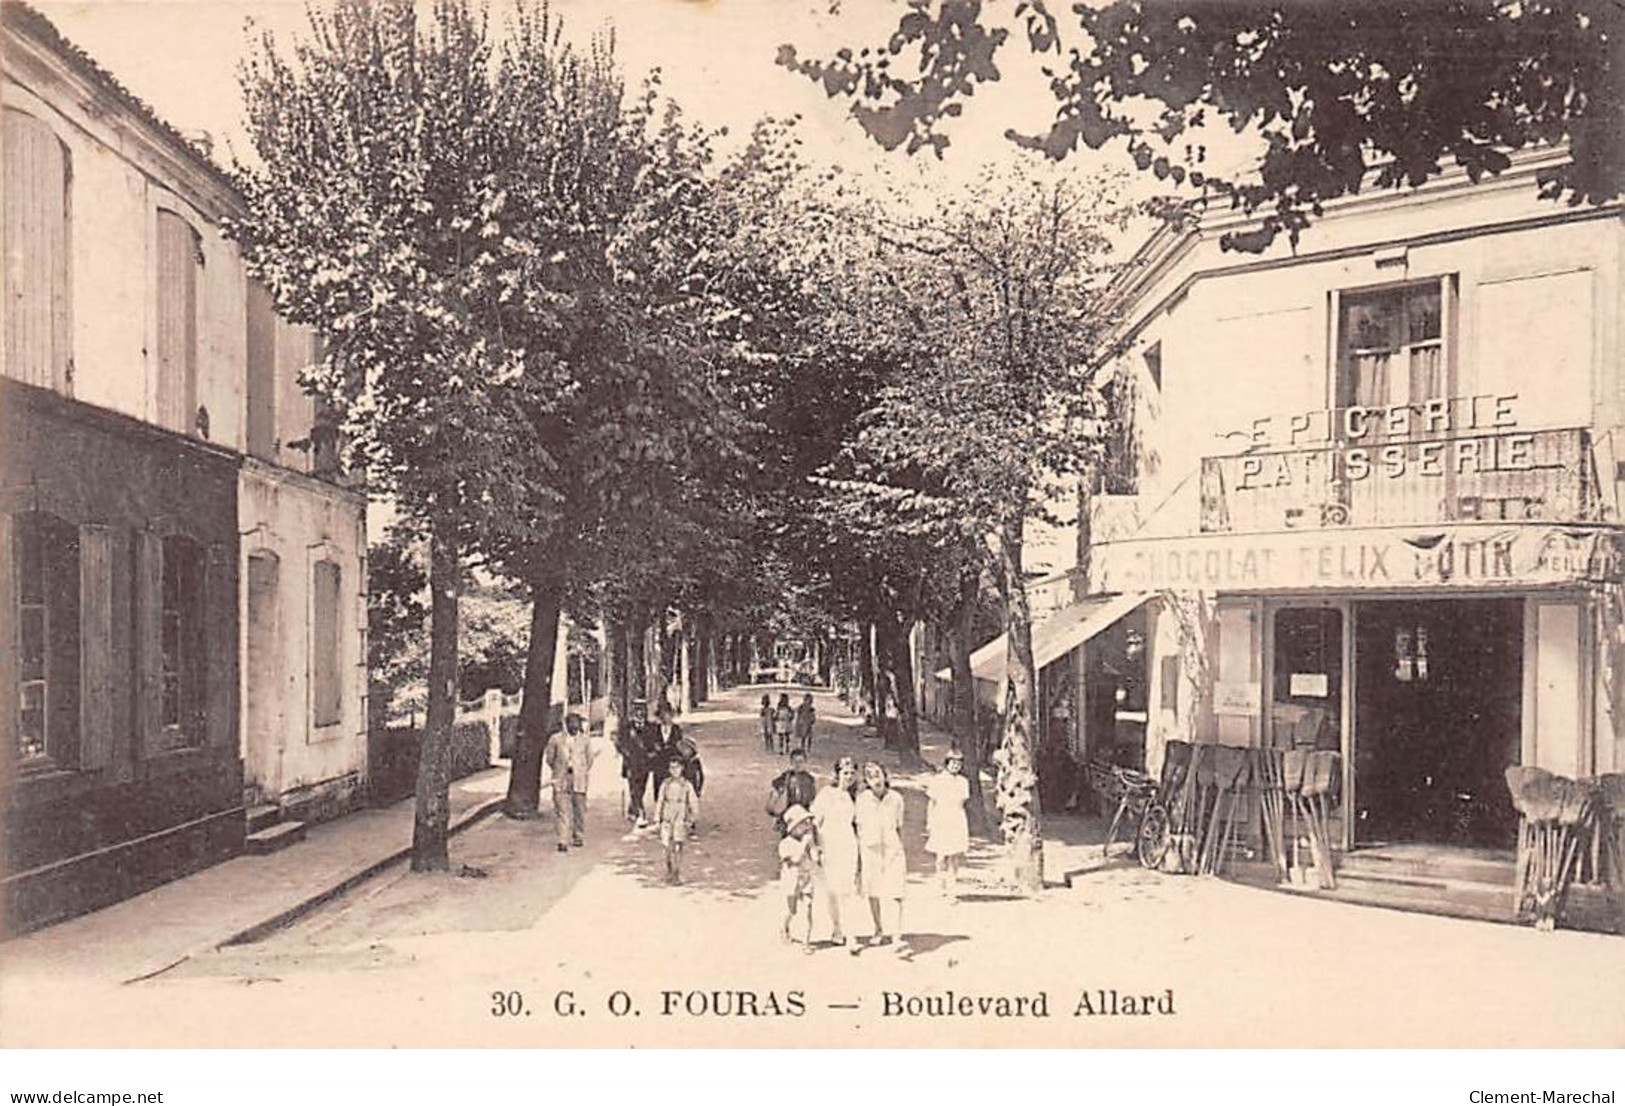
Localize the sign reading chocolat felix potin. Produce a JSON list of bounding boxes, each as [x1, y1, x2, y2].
[[1090, 525, 1624, 594]]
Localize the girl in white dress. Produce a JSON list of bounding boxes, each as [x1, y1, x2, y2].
[[810, 758, 860, 947], [925, 748, 970, 899], [854, 761, 907, 951]]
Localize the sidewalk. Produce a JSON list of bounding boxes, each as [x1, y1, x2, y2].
[[0, 766, 516, 985]]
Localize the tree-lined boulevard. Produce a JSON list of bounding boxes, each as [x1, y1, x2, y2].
[[2, 687, 1619, 1048]]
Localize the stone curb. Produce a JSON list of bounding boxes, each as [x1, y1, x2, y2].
[[120, 791, 516, 984], [216, 794, 513, 950]]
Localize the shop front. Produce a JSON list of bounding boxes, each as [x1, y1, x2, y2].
[[1090, 521, 1623, 923]]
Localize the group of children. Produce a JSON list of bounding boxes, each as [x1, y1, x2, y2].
[[774, 747, 971, 952], [762, 693, 816, 755], [649, 690, 976, 917]]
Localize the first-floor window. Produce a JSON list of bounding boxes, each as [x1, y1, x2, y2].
[[13, 512, 79, 765], [160, 535, 204, 747], [1337, 279, 1448, 414]]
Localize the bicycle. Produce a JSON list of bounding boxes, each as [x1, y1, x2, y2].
[[1086, 761, 1172, 870]]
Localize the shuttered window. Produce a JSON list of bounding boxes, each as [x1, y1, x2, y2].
[[312, 560, 343, 728], [10, 512, 80, 766], [155, 210, 201, 434], [3, 109, 72, 391], [246, 279, 277, 459]]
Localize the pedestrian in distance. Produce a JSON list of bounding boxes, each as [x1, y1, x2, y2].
[[777, 805, 819, 950], [616, 698, 655, 828], [854, 760, 907, 953], [766, 747, 818, 835], [926, 748, 970, 899], [759, 693, 775, 752], [655, 755, 699, 885], [774, 693, 794, 755], [543, 713, 595, 853], [811, 757, 860, 949], [794, 693, 816, 756]]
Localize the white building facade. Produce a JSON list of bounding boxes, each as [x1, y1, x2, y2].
[[1080, 150, 1622, 891]]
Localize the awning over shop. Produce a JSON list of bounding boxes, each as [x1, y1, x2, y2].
[[935, 591, 1152, 686]]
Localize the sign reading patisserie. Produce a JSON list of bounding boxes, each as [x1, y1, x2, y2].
[[1090, 525, 1623, 593]]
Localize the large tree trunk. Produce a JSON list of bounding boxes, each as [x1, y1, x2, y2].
[[995, 511, 1044, 894], [876, 610, 921, 758], [412, 511, 460, 873], [949, 567, 990, 834], [503, 578, 563, 818], [604, 619, 627, 746], [856, 621, 876, 719]]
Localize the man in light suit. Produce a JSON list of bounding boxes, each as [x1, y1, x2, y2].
[[545, 713, 595, 852]]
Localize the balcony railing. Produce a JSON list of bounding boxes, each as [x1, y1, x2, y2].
[[1200, 427, 1602, 533]]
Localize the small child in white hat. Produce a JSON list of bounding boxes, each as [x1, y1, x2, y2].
[[777, 805, 819, 949]]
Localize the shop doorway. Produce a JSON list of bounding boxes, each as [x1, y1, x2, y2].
[[1353, 598, 1523, 848]]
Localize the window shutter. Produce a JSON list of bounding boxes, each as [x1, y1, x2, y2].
[[78, 524, 114, 770], [135, 529, 163, 755], [0, 513, 16, 762], [3, 110, 70, 391], [245, 280, 277, 459], [155, 211, 198, 433], [205, 543, 237, 750], [311, 560, 342, 729]]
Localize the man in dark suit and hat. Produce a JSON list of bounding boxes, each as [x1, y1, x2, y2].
[[618, 698, 655, 827]]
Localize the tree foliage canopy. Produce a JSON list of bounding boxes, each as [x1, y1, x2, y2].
[[781, 0, 1623, 251]]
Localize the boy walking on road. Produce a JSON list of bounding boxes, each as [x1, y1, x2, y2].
[[655, 756, 699, 884]]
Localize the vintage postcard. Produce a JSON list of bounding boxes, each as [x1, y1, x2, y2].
[[1, 0, 1621, 1059]]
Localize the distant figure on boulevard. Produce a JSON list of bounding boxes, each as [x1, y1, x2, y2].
[[544, 713, 594, 853], [773, 693, 795, 754], [655, 755, 699, 885], [811, 757, 860, 949], [926, 748, 970, 898], [617, 698, 654, 828], [793, 693, 817, 755], [777, 805, 819, 949], [766, 747, 818, 835], [855, 761, 907, 953], [759, 693, 775, 752]]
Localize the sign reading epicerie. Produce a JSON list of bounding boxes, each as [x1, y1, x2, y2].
[[1237, 393, 1520, 449], [1091, 526, 1622, 593]]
